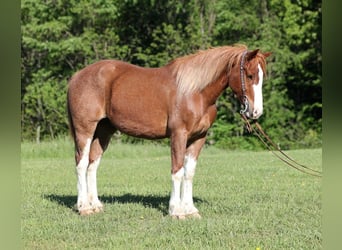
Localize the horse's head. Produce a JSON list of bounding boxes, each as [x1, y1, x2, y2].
[[229, 49, 271, 120]]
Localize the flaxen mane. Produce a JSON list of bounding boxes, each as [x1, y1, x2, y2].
[[169, 45, 248, 95]]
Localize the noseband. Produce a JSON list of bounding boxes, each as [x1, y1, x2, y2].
[[239, 50, 249, 115]]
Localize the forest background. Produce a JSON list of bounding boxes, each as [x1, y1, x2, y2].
[[21, 0, 322, 150]]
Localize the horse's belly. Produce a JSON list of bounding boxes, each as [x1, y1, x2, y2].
[[108, 110, 168, 139]]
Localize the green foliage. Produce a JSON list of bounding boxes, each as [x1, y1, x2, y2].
[[21, 70, 68, 141], [21, 0, 322, 149]]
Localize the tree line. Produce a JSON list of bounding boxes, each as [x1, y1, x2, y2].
[[21, 0, 321, 149]]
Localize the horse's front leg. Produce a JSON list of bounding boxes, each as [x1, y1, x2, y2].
[[181, 136, 206, 219], [169, 130, 187, 219], [181, 154, 200, 218]]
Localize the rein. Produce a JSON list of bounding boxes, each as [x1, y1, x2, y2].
[[240, 114, 322, 177]]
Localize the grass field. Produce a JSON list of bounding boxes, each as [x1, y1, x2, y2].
[[21, 138, 322, 249]]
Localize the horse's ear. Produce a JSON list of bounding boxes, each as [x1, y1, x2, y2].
[[246, 49, 259, 61], [263, 52, 272, 58]]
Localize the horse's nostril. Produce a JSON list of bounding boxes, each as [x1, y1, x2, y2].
[[253, 110, 262, 119]]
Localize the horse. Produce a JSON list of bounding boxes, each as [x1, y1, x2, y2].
[[67, 45, 271, 219]]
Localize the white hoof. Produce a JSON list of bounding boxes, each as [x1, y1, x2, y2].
[[75, 201, 104, 215], [186, 212, 202, 219]]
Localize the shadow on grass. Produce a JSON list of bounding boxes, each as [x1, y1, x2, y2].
[[44, 193, 206, 216]]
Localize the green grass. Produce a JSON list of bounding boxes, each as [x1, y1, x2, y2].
[[21, 138, 322, 249]]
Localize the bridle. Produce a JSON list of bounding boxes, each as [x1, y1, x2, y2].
[[238, 51, 322, 177], [239, 50, 249, 115]]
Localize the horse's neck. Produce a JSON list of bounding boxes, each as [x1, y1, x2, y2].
[[201, 74, 229, 106]]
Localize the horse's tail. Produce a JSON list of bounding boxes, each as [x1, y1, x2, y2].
[[66, 90, 76, 143]]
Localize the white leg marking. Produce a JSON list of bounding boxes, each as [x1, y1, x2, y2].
[[76, 138, 91, 212], [169, 167, 184, 217], [169, 155, 200, 218], [181, 155, 199, 215], [253, 64, 264, 119], [87, 156, 103, 212]]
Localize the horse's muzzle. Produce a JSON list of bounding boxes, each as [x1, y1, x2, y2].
[[240, 96, 262, 120]]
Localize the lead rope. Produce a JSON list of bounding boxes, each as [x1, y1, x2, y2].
[[240, 114, 322, 177]]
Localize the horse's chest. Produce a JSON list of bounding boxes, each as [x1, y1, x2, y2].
[[188, 105, 217, 135]]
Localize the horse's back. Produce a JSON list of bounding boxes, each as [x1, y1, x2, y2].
[[68, 59, 172, 94], [68, 60, 130, 91]]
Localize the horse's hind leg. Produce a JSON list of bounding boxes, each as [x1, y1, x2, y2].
[[73, 119, 114, 215], [74, 130, 95, 215], [86, 118, 115, 214]]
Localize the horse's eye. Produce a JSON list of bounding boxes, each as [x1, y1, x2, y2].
[[247, 75, 253, 80]]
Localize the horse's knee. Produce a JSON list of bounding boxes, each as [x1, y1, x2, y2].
[[171, 167, 184, 181]]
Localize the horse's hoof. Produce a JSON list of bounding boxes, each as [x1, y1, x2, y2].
[[79, 209, 94, 216], [92, 205, 104, 213], [171, 214, 186, 220], [187, 212, 202, 219], [171, 213, 201, 220]]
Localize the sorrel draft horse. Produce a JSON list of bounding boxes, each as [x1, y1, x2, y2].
[[67, 45, 271, 218]]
